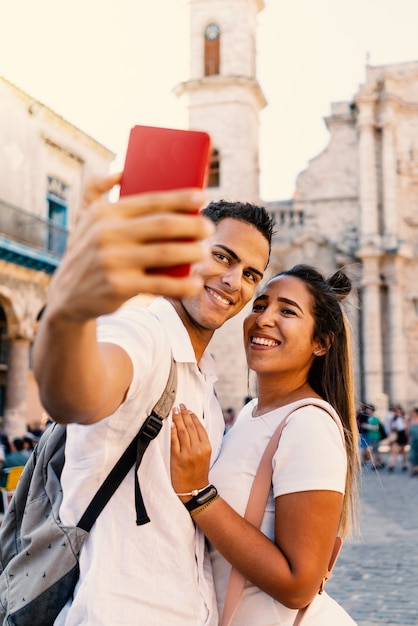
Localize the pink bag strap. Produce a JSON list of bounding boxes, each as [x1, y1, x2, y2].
[[221, 400, 344, 626]]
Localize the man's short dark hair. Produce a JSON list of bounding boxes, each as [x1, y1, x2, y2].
[[203, 200, 275, 259]]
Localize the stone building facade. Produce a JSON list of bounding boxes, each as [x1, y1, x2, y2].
[[177, 0, 418, 416], [285, 62, 418, 415], [0, 76, 114, 438], [2, 1, 418, 434]]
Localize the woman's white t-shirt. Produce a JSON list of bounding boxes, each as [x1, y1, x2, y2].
[[209, 398, 356, 626]]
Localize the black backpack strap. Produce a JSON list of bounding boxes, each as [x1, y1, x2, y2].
[[78, 356, 177, 531], [134, 356, 178, 525]]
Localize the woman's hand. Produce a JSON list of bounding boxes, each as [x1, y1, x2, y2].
[[170, 404, 212, 500]]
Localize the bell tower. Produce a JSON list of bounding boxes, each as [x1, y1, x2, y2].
[[174, 0, 266, 203], [175, 0, 267, 411]]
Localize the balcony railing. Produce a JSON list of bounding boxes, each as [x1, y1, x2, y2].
[[267, 200, 306, 242], [0, 198, 69, 257]]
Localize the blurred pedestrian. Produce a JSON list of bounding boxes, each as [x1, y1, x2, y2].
[[384, 404, 397, 440], [388, 405, 409, 472], [356, 404, 372, 465], [408, 407, 418, 477], [0, 438, 28, 487], [366, 405, 385, 469], [22, 432, 39, 457], [0, 437, 5, 471]]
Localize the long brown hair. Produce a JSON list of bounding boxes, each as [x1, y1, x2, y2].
[[275, 264, 360, 536]]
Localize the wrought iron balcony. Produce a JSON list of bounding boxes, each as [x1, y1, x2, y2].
[[0, 198, 68, 273]]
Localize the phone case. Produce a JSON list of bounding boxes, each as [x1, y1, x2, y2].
[[119, 125, 211, 277], [120, 125, 211, 196]]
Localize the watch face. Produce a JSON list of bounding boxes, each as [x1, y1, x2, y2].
[[205, 23, 220, 41]]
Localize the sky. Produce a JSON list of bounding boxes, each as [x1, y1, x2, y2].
[[1, 0, 418, 201]]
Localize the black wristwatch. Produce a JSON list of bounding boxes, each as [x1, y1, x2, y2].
[[184, 484, 218, 512]]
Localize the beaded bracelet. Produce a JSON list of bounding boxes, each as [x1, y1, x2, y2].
[[175, 484, 211, 497], [190, 494, 219, 517]]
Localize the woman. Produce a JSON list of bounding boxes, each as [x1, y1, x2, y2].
[[171, 265, 359, 625], [388, 405, 409, 472]]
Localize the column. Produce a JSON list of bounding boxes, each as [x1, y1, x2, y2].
[[360, 256, 384, 404], [381, 105, 398, 249], [386, 258, 407, 404], [3, 337, 31, 439], [358, 101, 379, 246]]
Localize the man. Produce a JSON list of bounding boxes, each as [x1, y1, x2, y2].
[[356, 403, 372, 465], [33, 173, 274, 625], [365, 404, 385, 469]]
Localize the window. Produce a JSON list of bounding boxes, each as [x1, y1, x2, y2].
[[46, 176, 68, 255], [204, 23, 220, 76], [208, 149, 220, 188]]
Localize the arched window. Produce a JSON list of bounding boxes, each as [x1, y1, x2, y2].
[[204, 23, 220, 76], [208, 149, 220, 188]]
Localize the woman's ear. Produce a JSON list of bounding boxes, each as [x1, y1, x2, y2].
[[313, 332, 333, 357]]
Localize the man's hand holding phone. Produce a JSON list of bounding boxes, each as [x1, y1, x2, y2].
[[47, 177, 213, 327], [48, 125, 213, 324], [120, 125, 212, 277]]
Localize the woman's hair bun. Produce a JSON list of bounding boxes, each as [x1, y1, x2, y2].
[[327, 270, 351, 301]]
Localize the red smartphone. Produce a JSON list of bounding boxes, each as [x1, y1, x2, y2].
[[119, 125, 211, 277]]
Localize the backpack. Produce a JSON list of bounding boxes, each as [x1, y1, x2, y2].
[[0, 358, 177, 626]]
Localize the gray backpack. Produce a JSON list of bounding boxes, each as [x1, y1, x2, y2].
[[0, 359, 176, 626]]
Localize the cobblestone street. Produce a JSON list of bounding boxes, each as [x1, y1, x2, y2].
[[327, 457, 418, 625]]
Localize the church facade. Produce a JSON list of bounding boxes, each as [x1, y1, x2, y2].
[[176, 0, 418, 416]]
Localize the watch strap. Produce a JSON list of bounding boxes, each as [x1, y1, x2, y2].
[[184, 484, 218, 512]]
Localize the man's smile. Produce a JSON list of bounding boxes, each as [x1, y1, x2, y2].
[[206, 286, 234, 306]]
